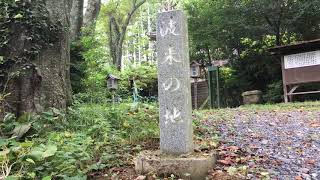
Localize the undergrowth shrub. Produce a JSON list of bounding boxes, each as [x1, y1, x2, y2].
[[118, 65, 158, 98], [78, 64, 158, 104], [69, 101, 159, 143], [0, 101, 159, 179], [263, 80, 283, 103]]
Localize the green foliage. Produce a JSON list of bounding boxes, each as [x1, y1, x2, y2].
[[0, 138, 58, 179], [240, 101, 320, 111], [0, 101, 159, 179], [263, 81, 283, 103], [240, 34, 298, 59], [119, 65, 158, 97], [69, 102, 159, 143], [74, 58, 158, 103], [119, 1, 160, 67], [73, 2, 159, 100], [218, 67, 243, 107], [244, 0, 320, 42], [185, 0, 320, 103], [70, 43, 86, 94], [185, 0, 247, 64], [102, 0, 148, 68], [80, 25, 110, 92]]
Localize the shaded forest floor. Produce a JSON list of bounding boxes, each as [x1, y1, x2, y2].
[[93, 102, 320, 180]]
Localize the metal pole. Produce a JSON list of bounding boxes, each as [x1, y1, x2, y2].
[[216, 67, 220, 108], [208, 69, 214, 109]]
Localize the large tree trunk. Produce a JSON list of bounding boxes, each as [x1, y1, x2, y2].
[[1, 0, 72, 117], [70, 0, 84, 41], [84, 0, 101, 27]]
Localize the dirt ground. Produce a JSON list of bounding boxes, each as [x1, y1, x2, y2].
[[91, 102, 320, 180]]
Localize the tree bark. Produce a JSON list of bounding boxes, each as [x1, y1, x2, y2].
[[109, 16, 118, 65], [2, 0, 72, 117], [70, 0, 84, 41], [84, 0, 101, 27]]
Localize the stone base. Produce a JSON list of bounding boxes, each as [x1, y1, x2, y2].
[[134, 150, 217, 180]]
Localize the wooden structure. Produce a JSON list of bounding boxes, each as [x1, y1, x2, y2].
[[207, 60, 229, 108], [269, 39, 320, 102], [191, 80, 208, 109], [147, 32, 157, 41], [190, 61, 201, 109], [190, 61, 201, 78], [106, 74, 120, 90]]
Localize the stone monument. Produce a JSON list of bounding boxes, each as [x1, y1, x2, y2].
[[157, 10, 193, 155], [135, 10, 216, 179]]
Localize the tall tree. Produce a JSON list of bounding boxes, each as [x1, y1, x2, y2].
[[246, 0, 320, 45], [185, 0, 320, 104], [107, 0, 146, 70], [70, 0, 84, 41], [121, 1, 160, 67], [84, 0, 102, 27], [185, 0, 320, 61], [0, 0, 72, 117]]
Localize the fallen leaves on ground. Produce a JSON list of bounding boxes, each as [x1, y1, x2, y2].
[[202, 107, 320, 179]]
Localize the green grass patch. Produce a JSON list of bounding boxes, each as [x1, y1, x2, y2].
[[239, 101, 320, 111]]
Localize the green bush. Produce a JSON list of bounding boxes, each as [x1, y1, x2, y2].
[[69, 102, 159, 143], [119, 65, 158, 98], [76, 64, 158, 104], [263, 80, 283, 103], [0, 101, 159, 179]]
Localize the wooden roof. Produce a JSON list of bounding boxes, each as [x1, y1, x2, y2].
[[269, 39, 320, 55], [147, 32, 157, 41], [107, 74, 120, 80]]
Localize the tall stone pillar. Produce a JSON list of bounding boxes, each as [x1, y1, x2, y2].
[[157, 10, 193, 155]]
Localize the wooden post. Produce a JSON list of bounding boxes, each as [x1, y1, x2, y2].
[[194, 78, 198, 109], [112, 91, 116, 105], [281, 57, 289, 103], [288, 85, 293, 102], [208, 67, 215, 109]]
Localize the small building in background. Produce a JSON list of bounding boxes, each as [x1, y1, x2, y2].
[[269, 39, 320, 103]]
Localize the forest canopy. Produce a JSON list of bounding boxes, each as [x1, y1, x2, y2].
[[0, 0, 319, 178], [1, 0, 319, 114]]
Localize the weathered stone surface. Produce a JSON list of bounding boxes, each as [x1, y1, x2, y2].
[[135, 150, 217, 180], [157, 10, 193, 155], [242, 90, 262, 105]]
